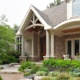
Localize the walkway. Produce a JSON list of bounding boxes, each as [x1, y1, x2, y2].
[[0, 65, 24, 80]]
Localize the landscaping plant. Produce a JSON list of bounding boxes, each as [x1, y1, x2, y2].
[[56, 72, 71, 80], [18, 61, 35, 72], [36, 71, 47, 76], [0, 76, 3, 80]]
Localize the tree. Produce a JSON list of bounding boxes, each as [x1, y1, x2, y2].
[[0, 14, 8, 25], [13, 24, 19, 33], [47, 0, 62, 8], [0, 15, 15, 64]]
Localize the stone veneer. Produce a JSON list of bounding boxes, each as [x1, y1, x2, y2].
[[54, 33, 80, 59], [54, 35, 65, 58]]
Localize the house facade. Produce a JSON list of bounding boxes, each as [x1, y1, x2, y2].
[[16, 0, 80, 61]]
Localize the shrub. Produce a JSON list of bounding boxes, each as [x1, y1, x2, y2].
[[42, 76, 55, 80], [24, 72, 31, 77], [36, 71, 47, 76], [18, 61, 35, 72], [0, 76, 3, 80], [74, 77, 80, 80], [30, 65, 40, 74], [38, 67, 49, 72], [70, 68, 80, 77], [48, 71, 60, 77], [43, 58, 80, 71], [56, 72, 71, 80]]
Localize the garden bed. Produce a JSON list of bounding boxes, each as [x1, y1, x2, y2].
[[18, 58, 80, 80]]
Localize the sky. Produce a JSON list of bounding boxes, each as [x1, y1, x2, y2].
[[0, 0, 54, 27]]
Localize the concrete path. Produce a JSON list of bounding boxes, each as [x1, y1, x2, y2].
[[0, 65, 24, 80]]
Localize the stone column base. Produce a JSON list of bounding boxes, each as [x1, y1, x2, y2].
[[43, 56, 50, 60], [31, 56, 40, 62], [19, 56, 27, 63], [43, 56, 56, 60]]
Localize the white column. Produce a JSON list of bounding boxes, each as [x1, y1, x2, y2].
[[38, 31, 40, 57], [21, 36, 25, 56], [51, 30, 55, 57], [32, 32, 34, 57], [46, 30, 50, 57], [71, 40, 74, 58]]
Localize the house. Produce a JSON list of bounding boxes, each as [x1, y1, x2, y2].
[[16, 0, 80, 61]]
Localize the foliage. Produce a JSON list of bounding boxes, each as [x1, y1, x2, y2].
[[13, 24, 19, 33], [56, 72, 71, 80], [36, 71, 47, 76], [73, 77, 80, 80], [18, 61, 35, 72], [0, 14, 8, 24], [0, 76, 3, 80], [0, 24, 15, 64], [24, 72, 31, 77], [48, 71, 60, 77], [42, 76, 55, 80], [38, 66, 49, 72], [30, 65, 40, 74], [70, 68, 80, 77], [43, 58, 80, 71], [47, 0, 62, 8]]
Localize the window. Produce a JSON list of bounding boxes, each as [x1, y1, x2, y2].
[[16, 36, 22, 53], [66, 39, 80, 57], [72, 0, 80, 16], [67, 40, 71, 57], [75, 40, 79, 55]]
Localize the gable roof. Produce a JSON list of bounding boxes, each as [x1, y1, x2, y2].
[[16, 1, 67, 35], [43, 1, 67, 27]]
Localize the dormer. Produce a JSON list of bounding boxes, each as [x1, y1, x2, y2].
[[66, 0, 80, 19]]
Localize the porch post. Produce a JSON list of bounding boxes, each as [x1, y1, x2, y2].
[[21, 36, 25, 56], [71, 40, 74, 59], [51, 30, 55, 57], [45, 30, 50, 58], [32, 32, 34, 59]]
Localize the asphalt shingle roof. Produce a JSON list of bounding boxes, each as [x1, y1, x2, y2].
[[33, 1, 67, 27]]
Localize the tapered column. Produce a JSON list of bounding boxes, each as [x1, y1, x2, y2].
[[46, 30, 50, 57], [51, 30, 54, 57], [32, 32, 34, 58], [71, 40, 74, 59], [21, 36, 25, 56]]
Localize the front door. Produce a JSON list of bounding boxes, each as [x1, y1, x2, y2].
[[40, 36, 46, 60]]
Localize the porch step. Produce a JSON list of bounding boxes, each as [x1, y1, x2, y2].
[[34, 62, 43, 65]]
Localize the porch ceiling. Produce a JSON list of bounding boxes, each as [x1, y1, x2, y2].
[[62, 27, 80, 33], [54, 20, 80, 36]]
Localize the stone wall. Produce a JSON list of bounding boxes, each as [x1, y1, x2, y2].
[[54, 35, 65, 58], [54, 33, 80, 59]]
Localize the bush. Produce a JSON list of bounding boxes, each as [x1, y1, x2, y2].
[[70, 68, 80, 77], [43, 58, 80, 71], [56, 72, 71, 80], [30, 65, 40, 74], [38, 66, 49, 72], [0, 76, 3, 80], [36, 71, 47, 76], [48, 71, 60, 77], [18, 61, 35, 72], [24, 72, 31, 77], [42, 76, 55, 80], [74, 77, 80, 80]]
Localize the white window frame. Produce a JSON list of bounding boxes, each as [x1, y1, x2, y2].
[[65, 38, 80, 57]]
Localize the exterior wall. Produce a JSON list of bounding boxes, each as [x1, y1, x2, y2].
[[64, 33, 80, 39], [67, 0, 72, 19], [54, 33, 80, 59], [54, 35, 65, 58], [25, 40, 32, 56]]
